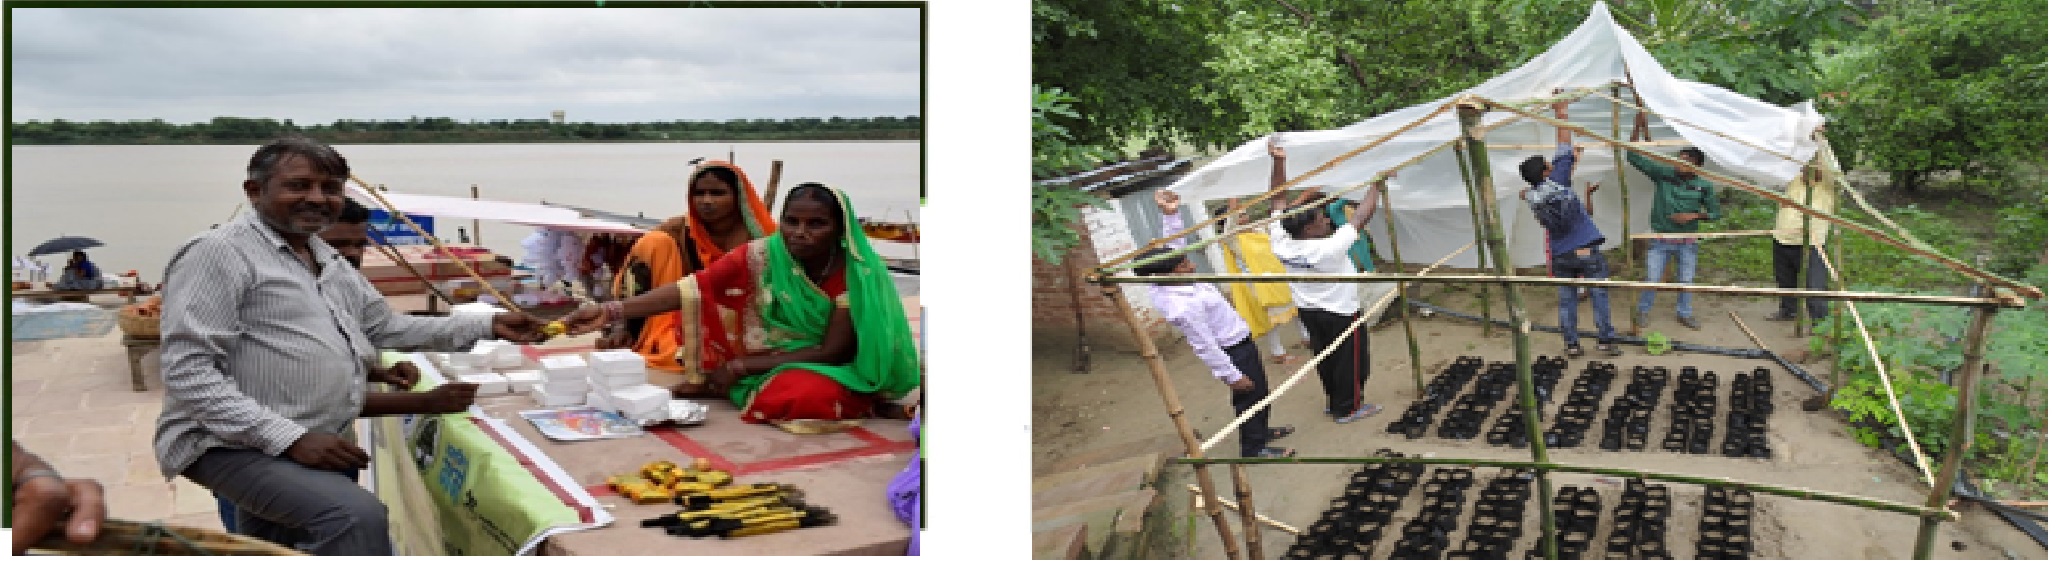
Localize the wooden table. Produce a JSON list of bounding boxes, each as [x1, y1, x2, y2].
[[121, 335, 160, 391], [15, 288, 141, 304]]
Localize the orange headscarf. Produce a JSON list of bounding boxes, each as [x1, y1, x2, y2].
[[611, 161, 778, 372]]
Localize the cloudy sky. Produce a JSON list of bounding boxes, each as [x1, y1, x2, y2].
[[8, 7, 921, 124]]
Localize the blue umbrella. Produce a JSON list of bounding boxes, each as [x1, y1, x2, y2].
[[27, 236, 104, 257]]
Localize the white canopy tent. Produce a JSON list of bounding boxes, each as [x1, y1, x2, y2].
[[1168, 1, 1827, 269], [345, 182, 645, 235]]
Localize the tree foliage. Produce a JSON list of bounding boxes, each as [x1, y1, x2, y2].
[[1032, 86, 1111, 264], [1818, 0, 2047, 198]]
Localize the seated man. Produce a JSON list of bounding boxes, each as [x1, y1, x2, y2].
[[157, 136, 544, 555], [210, 198, 477, 535]]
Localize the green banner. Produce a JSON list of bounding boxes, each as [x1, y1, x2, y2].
[[371, 352, 604, 556]]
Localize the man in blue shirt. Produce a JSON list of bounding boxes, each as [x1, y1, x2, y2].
[[1519, 98, 1621, 357]]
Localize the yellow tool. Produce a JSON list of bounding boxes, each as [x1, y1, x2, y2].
[[544, 321, 568, 337], [630, 484, 673, 505], [693, 470, 733, 486]]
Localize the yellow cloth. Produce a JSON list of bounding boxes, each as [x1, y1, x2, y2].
[[1219, 232, 1297, 337], [1773, 150, 1839, 246]]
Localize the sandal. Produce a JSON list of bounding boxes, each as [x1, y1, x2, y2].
[[1596, 343, 1623, 356], [1269, 426, 1296, 441], [1253, 447, 1297, 458], [1566, 345, 1585, 358], [1272, 353, 1295, 364]]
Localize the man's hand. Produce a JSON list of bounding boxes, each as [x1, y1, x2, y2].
[[382, 361, 422, 389], [1154, 189, 1182, 216], [1670, 212, 1704, 224], [415, 383, 479, 414], [11, 450, 106, 555], [1267, 134, 1286, 159], [284, 433, 369, 472], [559, 305, 610, 337], [1585, 182, 1601, 196], [491, 313, 546, 344], [1230, 376, 1255, 394]]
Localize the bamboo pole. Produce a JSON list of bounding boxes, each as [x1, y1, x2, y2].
[[1453, 143, 1494, 337], [1480, 139, 1693, 150], [1164, 455, 1957, 521], [1477, 98, 2043, 300], [1197, 243, 1470, 452], [1795, 173, 1814, 338], [1099, 286, 1242, 560], [1186, 485, 1302, 535], [1912, 303, 2001, 559], [763, 159, 786, 210], [471, 184, 481, 247], [1727, 311, 1771, 352], [349, 177, 522, 312], [371, 240, 456, 307], [1824, 231, 1847, 408], [1458, 100, 1558, 559], [1228, 463, 1265, 559], [1375, 181, 1425, 395], [1100, 135, 1466, 278], [1612, 85, 1636, 282], [1097, 273, 2015, 308], [1098, 98, 1465, 270], [1845, 289, 1936, 485], [1627, 230, 1772, 239]]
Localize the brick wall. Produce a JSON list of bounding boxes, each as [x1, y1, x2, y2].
[[1032, 201, 1171, 353]]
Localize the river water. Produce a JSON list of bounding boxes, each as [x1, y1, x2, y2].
[[7, 141, 920, 293]]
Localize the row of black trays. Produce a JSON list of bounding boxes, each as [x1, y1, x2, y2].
[[1695, 486, 1756, 559], [1282, 449, 1425, 559]]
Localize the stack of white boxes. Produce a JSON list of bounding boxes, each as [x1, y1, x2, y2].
[[534, 354, 589, 407], [587, 350, 671, 421], [503, 370, 544, 395]]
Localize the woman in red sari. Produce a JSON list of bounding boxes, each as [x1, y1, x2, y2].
[[564, 184, 920, 432]]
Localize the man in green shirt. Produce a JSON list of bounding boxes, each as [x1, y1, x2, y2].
[[1628, 147, 1719, 329]]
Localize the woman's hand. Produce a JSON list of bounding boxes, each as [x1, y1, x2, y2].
[[490, 313, 547, 344]]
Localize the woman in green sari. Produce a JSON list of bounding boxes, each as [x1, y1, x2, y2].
[[561, 184, 921, 433]]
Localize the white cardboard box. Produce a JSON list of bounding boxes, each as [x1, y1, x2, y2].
[[502, 370, 545, 394], [586, 371, 650, 391], [585, 391, 616, 413], [609, 385, 671, 417], [538, 354, 588, 380], [540, 376, 589, 395], [584, 349, 647, 375]]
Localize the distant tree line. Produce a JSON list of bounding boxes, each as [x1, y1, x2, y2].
[[9, 115, 923, 144]]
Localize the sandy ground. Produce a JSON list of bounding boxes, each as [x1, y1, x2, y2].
[[1032, 282, 2047, 560]]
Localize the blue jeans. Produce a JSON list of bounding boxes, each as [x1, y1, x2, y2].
[[1639, 240, 1698, 319], [1552, 248, 1617, 347], [217, 467, 361, 534]]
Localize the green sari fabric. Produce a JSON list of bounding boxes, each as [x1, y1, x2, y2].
[[729, 188, 922, 407]]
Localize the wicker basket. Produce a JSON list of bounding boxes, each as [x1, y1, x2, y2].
[[116, 306, 160, 339]]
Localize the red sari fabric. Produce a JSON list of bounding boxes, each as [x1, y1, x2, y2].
[[689, 244, 866, 424]]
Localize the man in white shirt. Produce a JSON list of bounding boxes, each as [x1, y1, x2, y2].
[[1267, 137, 1386, 424]]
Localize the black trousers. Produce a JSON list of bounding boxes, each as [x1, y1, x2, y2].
[[1298, 308, 1369, 418], [1772, 241, 1830, 319], [1223, 337, 1274, 457]]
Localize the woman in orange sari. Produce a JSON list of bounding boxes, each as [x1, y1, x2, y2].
[[601, 161, 777, 379]]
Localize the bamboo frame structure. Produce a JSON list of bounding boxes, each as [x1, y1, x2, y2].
[[1188, 485, 1303, 535], [1375, 182, 1426, 394], [1452, 143, 1494, 337], [1459, 101, 1559, 558], [1080, 87, 2039, 560], [1197, 243, 1471, 453], [1611, 85, 1636, 280]]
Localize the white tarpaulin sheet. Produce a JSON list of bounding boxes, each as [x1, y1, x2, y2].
[[1169, 1, 1826, 268], [346, 182, 645, 235]]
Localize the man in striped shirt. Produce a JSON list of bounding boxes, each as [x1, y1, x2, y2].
[[156, 137, 546, 555]]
